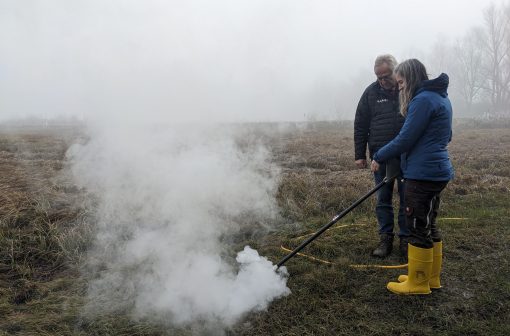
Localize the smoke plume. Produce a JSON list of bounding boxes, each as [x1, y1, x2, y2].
[[67, 122, 290, 327]]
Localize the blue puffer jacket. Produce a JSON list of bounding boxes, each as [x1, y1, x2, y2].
[[373, 73, 454, 181]]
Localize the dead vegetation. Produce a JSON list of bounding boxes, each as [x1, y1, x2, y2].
[[0, 121, 509, 335]]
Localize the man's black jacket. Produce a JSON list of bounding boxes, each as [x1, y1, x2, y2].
[[354, 81, 404, 161]]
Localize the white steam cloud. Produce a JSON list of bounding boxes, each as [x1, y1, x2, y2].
[[67, 122, 290, 326]]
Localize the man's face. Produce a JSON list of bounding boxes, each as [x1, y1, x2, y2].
[[374, 63, 396, 90]]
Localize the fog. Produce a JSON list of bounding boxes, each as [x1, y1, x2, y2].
[[0, 0, 493, 122]]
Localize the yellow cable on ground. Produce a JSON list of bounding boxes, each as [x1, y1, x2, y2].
[[280, 245, 333, 265], [281, 223, 408, 269], [349, 263, 408, 269], [280, 244, 408, 269]]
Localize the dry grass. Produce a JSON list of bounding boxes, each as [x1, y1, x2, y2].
[[0, 121, 509, 335]]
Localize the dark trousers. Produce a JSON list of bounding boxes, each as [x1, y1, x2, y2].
[[373, 162, 408, 237], [404, 179, 448, 248]]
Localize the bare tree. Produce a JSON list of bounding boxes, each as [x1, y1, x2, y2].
[[420, 1, 510, 118], [450, 27, 486, 114], [426, 35, 454, 77], [481, 2, 510, 117]]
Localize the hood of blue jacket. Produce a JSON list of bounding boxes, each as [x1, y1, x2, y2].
[[416, 73, 449, 98]]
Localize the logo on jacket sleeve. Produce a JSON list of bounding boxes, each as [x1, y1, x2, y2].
[[376, 99, 389, 103]]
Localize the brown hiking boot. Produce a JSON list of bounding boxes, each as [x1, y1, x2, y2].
[[372, 234, 394, 258]]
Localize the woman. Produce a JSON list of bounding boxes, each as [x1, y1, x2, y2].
[[370, 59, 454, 295]]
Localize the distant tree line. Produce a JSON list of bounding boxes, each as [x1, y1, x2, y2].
[[426, 1, 510, 118]]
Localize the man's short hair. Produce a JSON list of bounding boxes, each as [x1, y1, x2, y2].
[[374, 54, 398, 72]]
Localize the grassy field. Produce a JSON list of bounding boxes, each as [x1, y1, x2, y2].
[[0, 121, 509, 335]]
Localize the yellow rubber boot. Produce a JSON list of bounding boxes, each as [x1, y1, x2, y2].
[[429, 241, 442, 288], [397, 241, 442, 289], [387, 244, 433, 295]]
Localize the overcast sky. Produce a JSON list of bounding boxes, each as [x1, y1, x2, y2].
[[0, 0, 495, 122]]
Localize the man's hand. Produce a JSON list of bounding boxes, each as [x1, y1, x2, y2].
[[371, 159, 380, 172], [355, 159, 367, 169]]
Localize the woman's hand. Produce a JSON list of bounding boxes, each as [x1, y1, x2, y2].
[[371, 159, 380, 172]]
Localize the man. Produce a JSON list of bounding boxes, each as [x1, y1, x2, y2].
[[354, 54, 409, 258]]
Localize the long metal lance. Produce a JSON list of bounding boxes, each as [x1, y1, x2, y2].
[[276, 159, 400, 269]]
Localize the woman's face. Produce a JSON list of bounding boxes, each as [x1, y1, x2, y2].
[[395, 73, 405, 91]]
